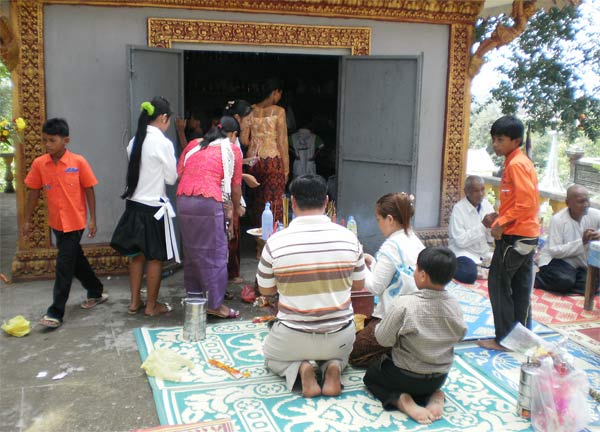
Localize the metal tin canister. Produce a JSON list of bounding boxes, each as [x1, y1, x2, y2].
[[182, 297, 207, 342], [516, 362, 541, 418]]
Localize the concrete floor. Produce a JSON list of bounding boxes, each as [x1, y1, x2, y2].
[[0, 193, 263, 432]]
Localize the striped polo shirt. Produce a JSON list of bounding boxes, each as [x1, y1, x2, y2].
[[257, 214, 366, 333]]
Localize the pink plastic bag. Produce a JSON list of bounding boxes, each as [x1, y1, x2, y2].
[[530, 356, 590, 432]]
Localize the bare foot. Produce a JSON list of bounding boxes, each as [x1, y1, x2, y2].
[[397, 393, 433, 424], [299, 362, 321, 398], [322, 362, 342, 396], [144, 302, 172, 317], [426, 390, 445, 420], [477, 339, 508, 351]]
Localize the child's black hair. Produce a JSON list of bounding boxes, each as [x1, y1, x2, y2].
[[490, 115, 524, 143], [223, 100, 252, 118], [42, 118, 69, 137], [121, 97, 172, 199], [416, 247, 457, 286], [199, 116, 239, 150]]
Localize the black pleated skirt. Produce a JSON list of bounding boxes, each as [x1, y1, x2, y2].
[[110, 199, 167, 261]]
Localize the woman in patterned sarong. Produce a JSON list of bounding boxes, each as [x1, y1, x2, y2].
[[240, 78, 289, 225], [176, 116, 243, 318]]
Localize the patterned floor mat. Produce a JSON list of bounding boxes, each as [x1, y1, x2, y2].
[[549, 321, 600, 355], [135, 322, 537, 431], [463, 280, 600, 324], [446, 281, 551, 340]]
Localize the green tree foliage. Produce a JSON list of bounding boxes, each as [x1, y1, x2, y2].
[[0, 60, 13, 188], [475, 1, 600, 142], [0, 60, 11, 122]]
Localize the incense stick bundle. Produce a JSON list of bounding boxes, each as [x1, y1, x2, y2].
[[282, 194, 289, 227]]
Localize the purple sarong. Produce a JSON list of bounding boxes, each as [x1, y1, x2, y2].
[[177, 195, 227, 309]]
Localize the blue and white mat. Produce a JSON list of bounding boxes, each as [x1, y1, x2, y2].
[[446, 281, 552, 340], [136, 321, 539, 431]]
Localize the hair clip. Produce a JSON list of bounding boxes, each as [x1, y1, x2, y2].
[[140, 101, 155, 116], [217, 124, 223, 129]]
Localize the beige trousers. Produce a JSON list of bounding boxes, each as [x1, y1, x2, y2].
[[262, 320, 355, 391]]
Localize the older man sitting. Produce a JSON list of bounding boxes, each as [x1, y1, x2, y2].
[[536, 185, 600, 295], [448, 175, 497, 284], [257, 174, 366, 397]]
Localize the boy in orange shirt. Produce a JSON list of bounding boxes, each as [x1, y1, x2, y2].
[[22, 118, 106, 329], [478, 115, 539, 351]]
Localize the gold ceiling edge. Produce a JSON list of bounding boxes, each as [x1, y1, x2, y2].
[[35, 0, 484, 25]]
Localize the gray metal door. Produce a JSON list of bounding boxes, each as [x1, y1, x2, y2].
[[337, 56, 421, 254], [128, 46, 184, 145], [128, 46, 184, 260]]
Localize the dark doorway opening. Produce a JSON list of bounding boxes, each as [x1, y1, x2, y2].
[[182, 50, 339, 184]]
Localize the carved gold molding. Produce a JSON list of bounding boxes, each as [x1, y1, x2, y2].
[[37, 1, 484, 25], [12, 0, 50, 252], [13, 245, 129, 281], [148, 18, 371, 55], [440, 23, 473, 227]]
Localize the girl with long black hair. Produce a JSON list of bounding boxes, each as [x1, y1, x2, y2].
[[111, 96, 178, 316]]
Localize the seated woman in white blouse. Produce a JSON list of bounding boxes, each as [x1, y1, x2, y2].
[[349, 192, 425, 368]]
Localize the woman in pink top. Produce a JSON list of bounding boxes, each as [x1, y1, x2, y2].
[[177, 116, 243, 318]]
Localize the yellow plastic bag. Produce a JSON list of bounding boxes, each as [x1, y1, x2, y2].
[[354, 313, 367, 333], [1, 315, 31, 337], [140, 348, 195, 382]]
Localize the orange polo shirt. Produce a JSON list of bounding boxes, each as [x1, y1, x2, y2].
[[493, 147, 540, 237], [25, 150, 98, 232]]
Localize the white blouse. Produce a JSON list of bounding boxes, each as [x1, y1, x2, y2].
[[127, 125, 177, 207], [365, 229, 425, 319]]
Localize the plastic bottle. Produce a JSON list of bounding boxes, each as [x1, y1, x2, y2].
[[346, 216, 358, 236], [261, 202, 273, 240]]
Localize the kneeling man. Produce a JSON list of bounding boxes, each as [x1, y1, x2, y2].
[[448, 175, 496, 284], [257, 174, 366, 397], [536, 185, 600, 294]]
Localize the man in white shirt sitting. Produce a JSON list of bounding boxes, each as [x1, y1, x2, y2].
[[536, 184, 600, 295], [448, 175, 497, 284]]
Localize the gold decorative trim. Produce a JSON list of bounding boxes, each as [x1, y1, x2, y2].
[[13, 245, 129, 281], [416, 227, 449, 248], [148, 18, 371, 55], [440, 23, 473, 226], [39, 0, 484, 25], [12, 0, 50, 252]]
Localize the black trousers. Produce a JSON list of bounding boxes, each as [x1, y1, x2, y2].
[[363, 355, 447, 410], [488, 235, 537, 342], [47, 229, 103, 320], [535, 259, 587, 295]]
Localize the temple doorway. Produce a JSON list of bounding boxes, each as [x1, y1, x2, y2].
[[129, 46, 420, 253]]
